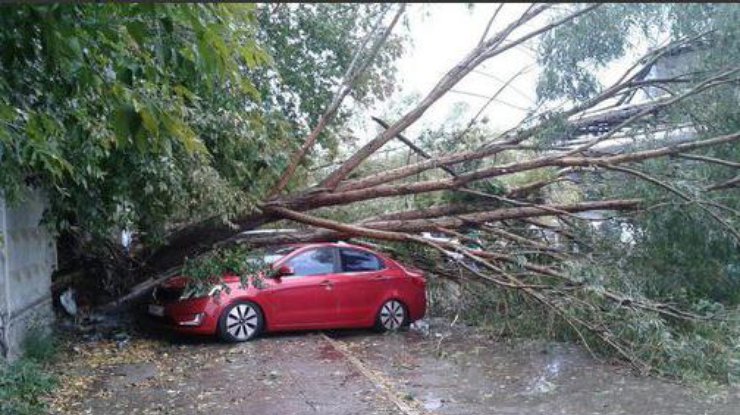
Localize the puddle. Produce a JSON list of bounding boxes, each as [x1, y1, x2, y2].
[[422, 394, 444, 411]]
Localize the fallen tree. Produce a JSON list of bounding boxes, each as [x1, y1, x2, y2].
[[70, 4, 740, 380], [142, 4, 739, 269]]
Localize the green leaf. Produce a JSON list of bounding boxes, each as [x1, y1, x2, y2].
[[125, 20, 148, 46], [139, 106, 159, 138], [0, 104, 15, 122], [162, 113, 206, 155], [112, 104, 137, 143], [173, 85, 198, 102]]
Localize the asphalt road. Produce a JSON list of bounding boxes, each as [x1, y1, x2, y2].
[[50, 318, 739, 415]]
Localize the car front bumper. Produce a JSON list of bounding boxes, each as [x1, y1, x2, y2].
[[147, 297, 221, 335]]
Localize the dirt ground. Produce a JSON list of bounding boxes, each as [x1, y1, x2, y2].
[[48, 317, 739, 415]]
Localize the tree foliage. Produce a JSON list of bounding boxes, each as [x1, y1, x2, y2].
[[255, 4, 405, 131], [0, 3, 405, 243], [0, 4, 266, 241], [537, 3, 739, 305]]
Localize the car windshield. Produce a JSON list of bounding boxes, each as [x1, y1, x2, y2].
[[245, 246, 298, 267]]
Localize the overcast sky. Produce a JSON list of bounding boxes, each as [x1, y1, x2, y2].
[[355, 3, 652, 146], [393, 4, 539, 132], [354, 2, 542, 142]]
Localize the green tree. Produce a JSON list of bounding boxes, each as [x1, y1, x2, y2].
[[537, 3, 739, 304], [0, 3, 406, 245], [528, 3, 739, 382]]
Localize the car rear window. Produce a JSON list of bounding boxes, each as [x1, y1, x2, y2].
[[340, 248, 384, 272]]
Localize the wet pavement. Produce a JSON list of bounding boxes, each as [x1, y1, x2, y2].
[[49, 318, 739, 414]]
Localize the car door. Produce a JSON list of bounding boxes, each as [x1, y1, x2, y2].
[[332, 248, 389, 325], [263, 247, 340, 329]]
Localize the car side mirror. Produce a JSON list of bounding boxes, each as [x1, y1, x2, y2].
[[274, 265, 294, 278]]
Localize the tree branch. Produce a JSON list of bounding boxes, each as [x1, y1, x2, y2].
[[318, 4, 594, 190], [268, 4, 406, 198]]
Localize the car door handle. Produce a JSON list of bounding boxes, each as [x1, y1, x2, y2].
[[372, 275, 389, 280], [320, 280, 333, 289]]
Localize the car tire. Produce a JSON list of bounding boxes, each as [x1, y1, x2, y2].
[[375, 299, 408, 332], [218, 301, 264, 342]]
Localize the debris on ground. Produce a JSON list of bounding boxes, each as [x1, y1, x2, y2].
[[60, 288, 78, 316], [45, 318, 739, 415]]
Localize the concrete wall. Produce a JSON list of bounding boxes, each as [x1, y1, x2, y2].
[[0, 189, 57, 361]]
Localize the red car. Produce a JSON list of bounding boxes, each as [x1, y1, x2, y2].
[[147, 242, 426, 342]]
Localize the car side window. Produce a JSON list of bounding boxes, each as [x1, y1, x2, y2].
[[340, 249, 384, 273], [285, 248, 336, 276]]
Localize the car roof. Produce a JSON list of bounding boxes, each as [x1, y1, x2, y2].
[[290, 241, 368, 250], [239, 228, 297, 235]]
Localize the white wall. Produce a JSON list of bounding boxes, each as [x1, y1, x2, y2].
[[0, 189, 57, 360]]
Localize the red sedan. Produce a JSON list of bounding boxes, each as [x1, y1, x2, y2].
[[147, 242, 426, 342]]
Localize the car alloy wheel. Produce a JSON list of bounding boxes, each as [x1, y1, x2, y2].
[[378, 299, 406, 331], [219, 301, 263, 342]]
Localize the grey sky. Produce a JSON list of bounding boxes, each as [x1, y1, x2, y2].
[[339, 3, 661, 160], [364, 4, 656, 138], [393, 3, 539, 133]]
